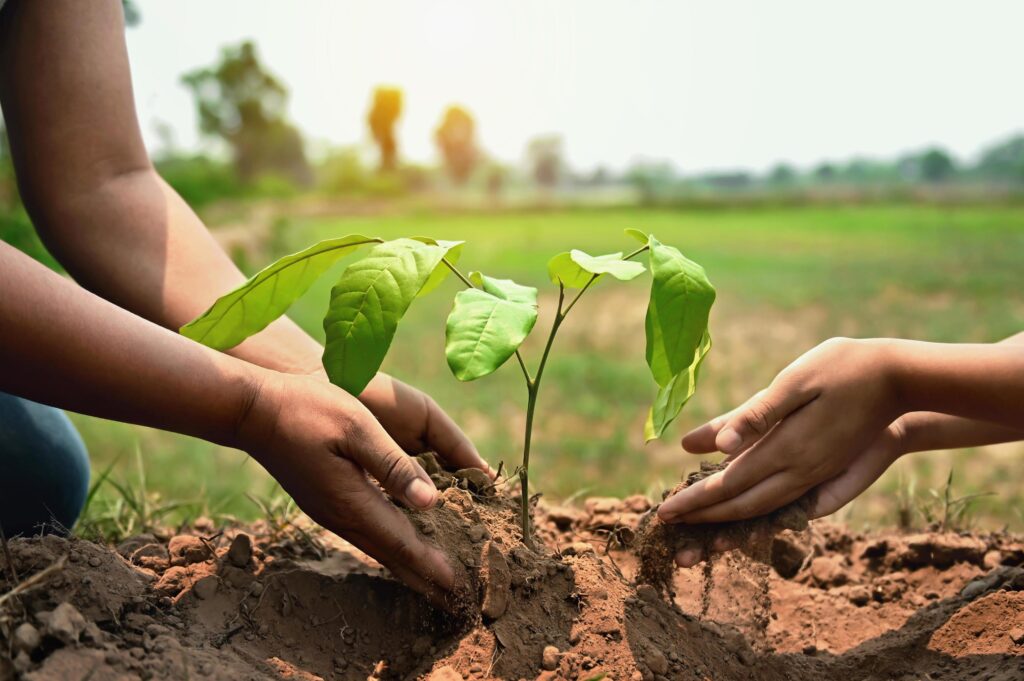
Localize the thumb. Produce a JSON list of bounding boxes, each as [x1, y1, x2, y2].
[[714, 379, 811, 455], [344, 413, 438, 511]]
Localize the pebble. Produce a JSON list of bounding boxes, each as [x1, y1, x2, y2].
[[960, 578, 990, 600], [88, 555, 103, 568], [227, 533, 253, 568], [47, 602, 86, 644], [249, 581, 264, 597], [542, 645, 561, 671], [427, 665, 463, 681], [1009, 627, 1024, 645], [646, 648, 669, 675], [12, 623, 41, 653], [467, 525, 487, 542]]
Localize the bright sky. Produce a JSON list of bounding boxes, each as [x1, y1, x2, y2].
[[127, 0, 1024, 174]]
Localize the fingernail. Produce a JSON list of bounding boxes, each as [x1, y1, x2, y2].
[[406, 478, 437, 509], [717, 427, 742, 453]]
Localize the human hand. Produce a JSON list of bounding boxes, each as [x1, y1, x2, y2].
[[234, 371, 460, 603], [658, 338, 907, 563], [358, 373, 494, 477]]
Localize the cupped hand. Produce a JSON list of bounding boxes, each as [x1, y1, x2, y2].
[[235, 371, 462, 603], [358, 373, 494, 477], [658, 338, 908, 566]]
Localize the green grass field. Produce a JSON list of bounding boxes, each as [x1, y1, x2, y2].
[[74, 203, 1024, 535]]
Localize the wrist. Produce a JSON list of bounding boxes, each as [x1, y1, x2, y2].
[[226, 365, 280, 453]]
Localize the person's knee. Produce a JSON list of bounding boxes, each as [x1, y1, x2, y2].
[[0, 392, 90, 537]]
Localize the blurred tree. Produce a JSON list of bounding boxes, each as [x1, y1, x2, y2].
[[485, 163, 507, 200], [626, 160, 675, 203], [977, 134, 1024, 185], [813, 162, 837, 183], [367, 87, 403, 173], [181, 41, 311, 187], [122, 0, 141, 27], [434, 106, 478, 184], [319, 146, 368, 195], [527, 135, 564, 189], [919, 147, 957, 183], [767, 163, 797, 187]]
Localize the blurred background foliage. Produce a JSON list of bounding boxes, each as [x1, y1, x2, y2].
[[1, 6, 1023, 533]]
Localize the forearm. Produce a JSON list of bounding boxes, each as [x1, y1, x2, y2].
[[887, 339, 1024, 429], [0, 241, 260, 447], [30, 169, 324, 375]]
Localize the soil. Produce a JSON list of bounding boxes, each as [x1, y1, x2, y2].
[[2, 458, 1023, 681]]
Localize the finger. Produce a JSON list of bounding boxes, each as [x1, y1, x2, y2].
[[322, 472, 457, 605], [714, 379, 815, 455], [675, 472, 812, 524], [681, 398, 759, 453], [343, 414, 439, 510], [657, 446, 784, 522], [673, 535, 739, 567], [423, 396, 495, 478]]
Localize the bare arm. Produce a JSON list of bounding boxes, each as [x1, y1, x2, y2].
[[0, 0, 485, 469], [0, 240, 459, 599], [0, 0, 321, 376]]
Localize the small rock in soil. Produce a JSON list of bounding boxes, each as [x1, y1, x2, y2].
[[481, 541, 511, 620], [453, 468, 493, 496], [1008, 627, 1024, 645], [563, 541, 595, 556], [771, 534, 810, 579], [636, 583, 660, 603], [168, 535, 208, 565], [13, 623, 42, 654], [542, 645, 561, 671], [646, 648, 669, 675], [546, 506, 585, 531], [46, 602, 86, 644], [227, 533, 252, 567], [810, 555, 850, 587]]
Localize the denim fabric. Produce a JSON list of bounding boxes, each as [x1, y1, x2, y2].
[[0, 391, 90, 537]]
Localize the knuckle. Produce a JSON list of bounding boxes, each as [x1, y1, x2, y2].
[[743, 400, 776, 435], [379, 448, 414, 487]]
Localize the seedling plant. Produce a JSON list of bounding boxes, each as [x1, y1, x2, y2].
[[182, 229, 715, 546]]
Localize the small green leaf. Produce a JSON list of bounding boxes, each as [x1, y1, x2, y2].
[[644, 236, 716, 387], [181, 234, 379, 350], [547, 249, 646, 288], [445, 274, 538, 381], [322, 238, 456, 395], [624, 228, 649, 244], [645, 331, 712, 441], [413, 237, 465, 296]]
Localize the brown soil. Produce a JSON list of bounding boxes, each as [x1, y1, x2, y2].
[[2, 463, 1023, 680]]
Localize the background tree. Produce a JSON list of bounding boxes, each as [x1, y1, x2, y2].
[[367, 87, 403, 173], [527, 135, 564, 190], [919, 147, 957, 183], [976, 134, 1024, 185], [434, 106, 478, 184], [181, 41, 311, 187]]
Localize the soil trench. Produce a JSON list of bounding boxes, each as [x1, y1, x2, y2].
[[2, 472, 1023, 680]]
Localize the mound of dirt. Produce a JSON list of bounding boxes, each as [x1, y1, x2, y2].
[[2, 463, 1023, 680]]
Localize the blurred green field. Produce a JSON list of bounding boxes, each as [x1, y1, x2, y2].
[[76, 203, 1024, 533]]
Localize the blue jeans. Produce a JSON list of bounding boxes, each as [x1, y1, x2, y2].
[[0, 391, 90, 537]]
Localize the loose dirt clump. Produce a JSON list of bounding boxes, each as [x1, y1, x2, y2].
[[635, 461, 812, 604], [2, 456, 1023, 680]]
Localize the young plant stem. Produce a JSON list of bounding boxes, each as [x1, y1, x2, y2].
[[440, 245, 649, 547]]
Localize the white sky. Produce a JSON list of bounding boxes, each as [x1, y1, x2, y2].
[[126, 0, 1024, 174]]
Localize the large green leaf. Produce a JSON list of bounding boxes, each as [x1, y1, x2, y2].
[[445, 273, 538, 381], [547, 249, 646, 289], [322, 238, 457, 395], [644, 236, 716, 387], [180, 234, 379, 350], [644, 330, 712, 441]]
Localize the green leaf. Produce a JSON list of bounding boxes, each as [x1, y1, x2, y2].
[[624, 227, 649, 244], [547, 249, 646, 288], [322, 238, 457, 394], [412, 237, 464, 296], [644, 330, 712, 441], [445, 273, 538, 381], [180, 234, 379, 350], [644, 235, 716, 387]]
